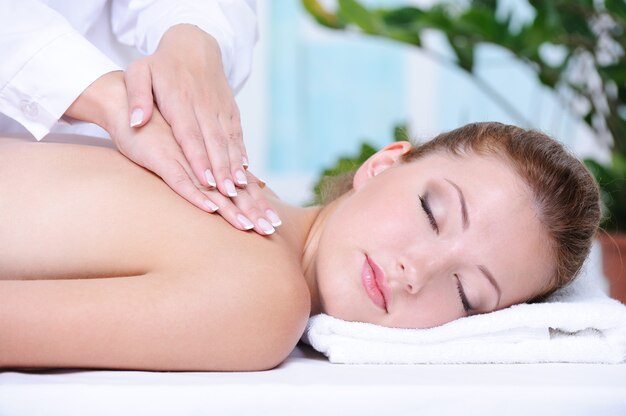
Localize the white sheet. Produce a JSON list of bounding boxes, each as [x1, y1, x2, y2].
[[1, 344, 625, 415]]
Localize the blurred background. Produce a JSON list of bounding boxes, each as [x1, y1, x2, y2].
[[236, 0, 608, 205]]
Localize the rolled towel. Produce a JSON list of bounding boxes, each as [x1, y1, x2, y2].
[[302, 247, 626, 364]]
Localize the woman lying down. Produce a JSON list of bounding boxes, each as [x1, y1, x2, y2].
[[0, 121, 600, 371]]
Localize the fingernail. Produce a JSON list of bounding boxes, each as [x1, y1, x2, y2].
[[203, 200, 218, 212], [130, 108, 144, 127], [237, 214, 254, 230], [224, 179, 237, 197], [266, 210, 282, 227], [242, 157, 249, 168], [235, 170, 247, 185], [258, 218, 275, 235], [205, 169, 217, 187]]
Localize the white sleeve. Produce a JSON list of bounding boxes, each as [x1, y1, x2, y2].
[[0, 0, 121, 140], [110, 0, 257, 94]]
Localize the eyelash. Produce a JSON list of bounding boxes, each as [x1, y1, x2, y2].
[[418, 194, 439, 234], [456, 274, 472, 313], [419, 194, 471, 314]]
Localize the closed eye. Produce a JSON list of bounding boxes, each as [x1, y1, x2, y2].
[[455, 274, 472, 314], [419, 194, 439, 234]]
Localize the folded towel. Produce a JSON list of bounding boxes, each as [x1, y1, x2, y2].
[[302, 245, 626, 364]]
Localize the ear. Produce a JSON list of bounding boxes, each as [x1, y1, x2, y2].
[[353, 141, 412, 190]]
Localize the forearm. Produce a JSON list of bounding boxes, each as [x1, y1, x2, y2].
[[0, 0, 120, 139], [0, 270, 307, 371], [0, 274, 224, 371]]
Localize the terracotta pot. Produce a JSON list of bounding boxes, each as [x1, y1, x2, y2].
[[597, 232, 626, 305]]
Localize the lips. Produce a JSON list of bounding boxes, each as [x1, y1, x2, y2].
[[361, 255, 388, 312]]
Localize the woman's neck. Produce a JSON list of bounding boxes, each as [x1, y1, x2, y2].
[[269, 193, 346, 316]]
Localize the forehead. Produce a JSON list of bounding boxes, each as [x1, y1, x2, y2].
[[405, 151, 529, 209], [402, 152, 554, 303]]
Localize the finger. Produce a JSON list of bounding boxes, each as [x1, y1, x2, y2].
[[246, 171, 266, 189], [229, 106, 249, 169], [242, 152, 249, 170], [219, 110, 248, 188], [230, 189, 276, 235], [245, 181, 282, 227], [125, 60, 155, 128], [199, 188, 269, 233], [196, 115, 238, 198], [157, 157, 220, 214], [169, 112, 219, 191]]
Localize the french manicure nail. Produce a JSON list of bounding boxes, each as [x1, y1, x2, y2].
[[266, 210, 282, 227], [258, 218, 275, 235], [203, 200, 218, 212], [235, 170, 247, 185], [237, 214, 254, 230], [205, 169, 217, 187], [224, 179, 237, 197], [130, 108, 144, 127], [242, 157, 249, 168]]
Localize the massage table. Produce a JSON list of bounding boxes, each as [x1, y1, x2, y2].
[[1, 343, 625, 415]]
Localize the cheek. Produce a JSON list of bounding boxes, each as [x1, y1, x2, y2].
[[327, 188, 413, 249], [313, 227, 362, 314], [390, 294, 464, 329], [386, 278, 466, 328], [315, 184, 427, 322]]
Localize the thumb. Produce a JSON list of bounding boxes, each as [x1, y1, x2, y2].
[[125, 61, 154, 128]]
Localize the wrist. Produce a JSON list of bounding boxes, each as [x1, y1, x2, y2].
[[64, 70, 128, 133], [160, 24, 221, 58]]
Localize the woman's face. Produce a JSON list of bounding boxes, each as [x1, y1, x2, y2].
[[314, 142, 553, 328]]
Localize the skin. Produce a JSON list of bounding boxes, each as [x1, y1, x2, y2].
[[125, 24, 252, 203], [305, 142, 553, 328], [65, 24, 279, 236], [0, 136, 311, 371], [0, 137, 553, 371]]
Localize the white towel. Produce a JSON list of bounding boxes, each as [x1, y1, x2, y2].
[[302, 245, 626, 364]]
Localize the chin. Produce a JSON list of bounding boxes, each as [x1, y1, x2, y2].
[[323, 302, 369, 323]]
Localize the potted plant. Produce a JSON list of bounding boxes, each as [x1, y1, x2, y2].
[[303, 0, 626, 302]]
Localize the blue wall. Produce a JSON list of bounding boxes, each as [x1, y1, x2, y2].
[[267, 1, 409, 174]]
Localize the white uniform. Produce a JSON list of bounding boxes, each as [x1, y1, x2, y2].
[[0, 0, 257, 139]]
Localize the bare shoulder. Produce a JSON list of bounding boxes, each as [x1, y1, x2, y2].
[[0, 135, 311, 371], [158, 229, 312, 371], [240, 248, 311, 369], [0, 254, 311, 372]]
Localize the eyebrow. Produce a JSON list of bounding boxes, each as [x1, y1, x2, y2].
[[444, 179, 469, 230], [478, 265, 502, 309], [445, 178, 501, 309]]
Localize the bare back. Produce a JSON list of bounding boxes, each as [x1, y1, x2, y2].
[[0, 136, 310, 371]]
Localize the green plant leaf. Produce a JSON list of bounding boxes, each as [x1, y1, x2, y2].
[[380, 6, 424, 26], [310, 142, 378, 205], [612, 152, 626, 176], [606, 0, 626, 24], [301, 0, 345, 29], [448, 35, 475, 72], [338, 0, 381, 34], [585, 158, 626, 232]]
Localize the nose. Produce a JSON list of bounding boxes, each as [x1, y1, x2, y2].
[[398, 261, 421, 294], [397, 253, 450, 295]]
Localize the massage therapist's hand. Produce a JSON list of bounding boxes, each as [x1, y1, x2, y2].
[[65, 71, 281, 236], [124, 24, 248, 202], [114, 109, 279, 236]]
